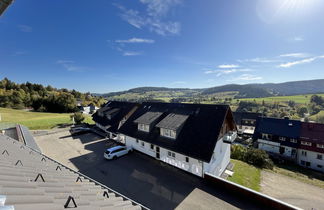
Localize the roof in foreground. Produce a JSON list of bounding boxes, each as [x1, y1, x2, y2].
[[0, 134, 146, 210]]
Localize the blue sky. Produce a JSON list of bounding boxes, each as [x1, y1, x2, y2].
[[1, 0, 324, 93]]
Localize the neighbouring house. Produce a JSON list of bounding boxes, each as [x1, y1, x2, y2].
[[253, 117, 301, 161], [118, 102, 237, 177], [233, 112, 262, 138], [79, 104, 99, 114], [92, 101, 139, 140], [298, 122, 324, 172]]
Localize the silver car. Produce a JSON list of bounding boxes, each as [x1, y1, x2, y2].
[[104, 145, 132, 160]]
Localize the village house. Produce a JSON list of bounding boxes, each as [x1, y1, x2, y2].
[[233, 112, 261, 138], [253, 117, 301, 161], [117, 102, 237, 177], [92, 101, 139, 139], [79, 104, 99, 114], [298, 122, 324, 172]]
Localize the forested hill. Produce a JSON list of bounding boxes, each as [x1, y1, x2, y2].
[[96, 79, 324, 99], [0, 78, 106, 113], [255, 79, 324, 95]]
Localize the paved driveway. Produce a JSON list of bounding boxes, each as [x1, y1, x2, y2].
[[35, 130, 261, 210], [261, 170, 324, 210]]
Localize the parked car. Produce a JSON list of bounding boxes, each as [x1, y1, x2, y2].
[[70, 127, 91, 135], [104, 145, 132, 160]]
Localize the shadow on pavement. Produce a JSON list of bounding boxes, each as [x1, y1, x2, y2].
[[68, 140, 262, 210]]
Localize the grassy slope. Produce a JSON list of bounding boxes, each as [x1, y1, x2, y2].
[[309, 110, 324, 121], [228, 159, 261, 191], [239, 94, 324, 104], [0, 108, 94, 130]]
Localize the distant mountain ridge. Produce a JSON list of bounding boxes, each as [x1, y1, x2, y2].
[[94, 79, 324, 99]]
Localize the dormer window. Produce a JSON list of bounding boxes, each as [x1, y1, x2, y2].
[[279, 137, 286, 141], [156, 113, 189, 140], [160, 128, 176, 139], [134, 111, 163, 132], [301, 141, 312, 146], [138, 124, 150, 132]]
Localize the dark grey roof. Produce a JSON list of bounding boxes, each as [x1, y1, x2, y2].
[[92, 101, 139, 133], [155, 114, 189, 130], [133, 112, 163, 125], [233, 112, 262, 126], [119, 102, 236, 162], [105, 108, 120, 116], [253, 117, 302, 139], [0, 134, 146, 210]]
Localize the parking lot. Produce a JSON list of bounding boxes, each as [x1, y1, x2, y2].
[[35, 130, 261, 210]]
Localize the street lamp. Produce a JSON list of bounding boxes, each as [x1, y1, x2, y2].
[[0, 0, 14, 16]]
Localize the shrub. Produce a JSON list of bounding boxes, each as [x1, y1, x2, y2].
[[231, 144, 274, 169], [70, 112, 85, 124]]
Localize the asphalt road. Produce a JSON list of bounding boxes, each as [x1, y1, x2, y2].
[[35, 130, 262, 210]]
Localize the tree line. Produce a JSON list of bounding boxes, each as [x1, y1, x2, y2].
[[0, 78, 106, 113]]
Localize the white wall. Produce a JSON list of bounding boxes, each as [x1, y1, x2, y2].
[[258, 139, 280, 154], [159, 147, 203, 177], [125, 136, 156, 158], [124, 135, 203, 177], [203, 137, 231, 177], [297, 149, 324, 173]]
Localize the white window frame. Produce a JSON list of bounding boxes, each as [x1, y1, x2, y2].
[[290, 139, 297, 143], [279, 137, 286, 141], [301, 141, 312, 146], [167, 151, 176, 158], [161, 128, 176, 139], [138, 123, 150, 132], [302, 151, 307, 157], [317, 144, 324, 149], [317, 154, 323, 160]]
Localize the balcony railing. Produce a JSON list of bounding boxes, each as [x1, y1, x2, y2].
[[223, 131, 237, 143]]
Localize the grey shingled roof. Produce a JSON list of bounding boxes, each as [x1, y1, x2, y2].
[[133, 112, 163, 125], [0, 134, 147, 210], [155, 114, 189, 130], [18, 125, 41, 153]]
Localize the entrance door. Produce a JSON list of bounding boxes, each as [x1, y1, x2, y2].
[[156, 146, 160, 159]]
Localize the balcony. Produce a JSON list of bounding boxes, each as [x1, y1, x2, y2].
[[223, 131, 237, 144]]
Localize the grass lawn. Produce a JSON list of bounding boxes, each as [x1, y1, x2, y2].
[[239, 94, 324, 104], [309, 110, 324, 122], [228, 159, 261, 191], [271, 163, 324, 189], [0, 108, 94, 130]]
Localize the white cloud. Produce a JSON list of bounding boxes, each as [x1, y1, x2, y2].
[[279, 53, 309, 58], [230, 74, 263, 81], [171, 81, 186, 85], [218, 64, 239, 69], [115, 38, 155, 44], [293, 36, 304, 41], [238, 57, 278, 63], [116, 0, 181, 36], [278, 55, 324, 68], [204, 68, 252, 77], [56, 60, 87, 72], [123, 51, 142, 56], [18, 25, 32, 32]]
